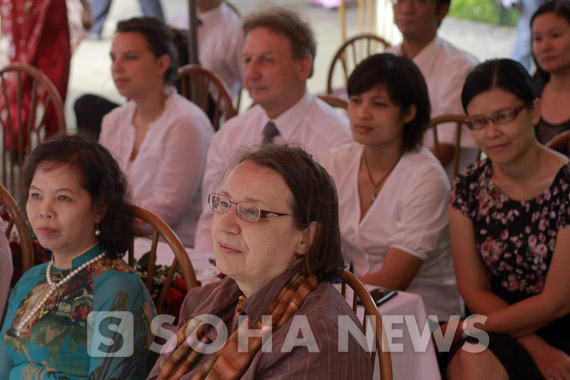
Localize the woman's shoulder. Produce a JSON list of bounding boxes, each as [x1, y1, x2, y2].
[[159, 93, 213, 135], [91, 259, 154, 311], [21, 261, 48, 276], [11, 262, 48, 294], [549, 161, 570, 194], [178, 279, 239, 323], [168, 92, 199, 111], [298, 281, 360, 327], [402, 147, 447, 172], [102, 100, 136, 124], [452, 159, 489, 189], [274, 281, 371, 363], [326, 141, 360, 158], [396, 148, 450, 187], [91, 258, 142, 289], [185, 280, 226, 303], [168, 93, 212, 122], [322, 143, 360, 173]]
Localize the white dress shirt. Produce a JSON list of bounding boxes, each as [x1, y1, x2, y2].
[[323, 143, 461, 320], [194, 90, 352, 251], [99, 91, 213, 247], [389, 36, 479, 180], [169, 2, 244, 98]]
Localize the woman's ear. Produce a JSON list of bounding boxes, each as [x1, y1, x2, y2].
[[403, 104, 417, 124], [157, 55, 171, 77], [296, 221, 318, 255], [529, 98, 541, 125], [94, 202, 107, 224]]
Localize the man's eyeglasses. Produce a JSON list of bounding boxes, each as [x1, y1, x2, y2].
[[465, 104, 527, 131], [208, 193, 291, 223]]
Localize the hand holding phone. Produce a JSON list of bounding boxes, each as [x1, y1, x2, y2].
[[368, 288, 397, 306]]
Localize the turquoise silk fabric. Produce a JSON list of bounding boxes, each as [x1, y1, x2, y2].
[[0, 245, 156, 379]]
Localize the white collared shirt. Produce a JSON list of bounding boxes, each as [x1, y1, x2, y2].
[[389, 36, 479, 180], [194, 90, 352, 251], [99, 91, 213, 247], [169, 2, 244, 98], [323, 143, 461, 320]]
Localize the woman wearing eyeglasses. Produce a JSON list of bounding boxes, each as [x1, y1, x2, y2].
[[446, 59, 570, 380], [146, 144, 371, 380]]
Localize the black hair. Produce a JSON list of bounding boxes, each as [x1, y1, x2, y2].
[[347, 53, 431, 151], [461, 58, 537, 112], [21, 133, 134, 259]]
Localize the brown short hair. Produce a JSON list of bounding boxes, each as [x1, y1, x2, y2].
[[235, 144, 342, 281], [243, 7, 316, 76]]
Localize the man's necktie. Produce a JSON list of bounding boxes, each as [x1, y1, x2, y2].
[[262, 121, 280, 145]]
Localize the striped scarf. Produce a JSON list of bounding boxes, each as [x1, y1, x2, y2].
[[158, 270, 318, 380]]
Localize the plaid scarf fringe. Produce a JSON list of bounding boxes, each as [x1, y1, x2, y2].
[[158, 270, 318, 380]]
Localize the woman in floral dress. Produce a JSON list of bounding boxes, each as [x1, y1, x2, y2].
[[0, 134, 155, 379], [446, 59, 570, 379]]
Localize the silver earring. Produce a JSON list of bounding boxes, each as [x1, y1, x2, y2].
[[94, 223, 101, 236]]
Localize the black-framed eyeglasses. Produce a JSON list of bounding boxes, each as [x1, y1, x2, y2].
[[465, 104, 527, 131], [208, 193, 291, 223]]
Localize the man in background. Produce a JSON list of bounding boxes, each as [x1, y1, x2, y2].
[[193, 7, 352, 251], [389, 0, 479, 180], [168, 0, 243, 100]]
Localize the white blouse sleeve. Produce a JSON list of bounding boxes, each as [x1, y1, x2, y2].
[[134, 118, 212, 228], [387, 166, 450, 262]]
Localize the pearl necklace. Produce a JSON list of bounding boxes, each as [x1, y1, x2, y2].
[[8, 252, 106, 337]]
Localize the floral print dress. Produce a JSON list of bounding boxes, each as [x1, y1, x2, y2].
[[0, 245, 156, 379], [450, 159, 570, 351]]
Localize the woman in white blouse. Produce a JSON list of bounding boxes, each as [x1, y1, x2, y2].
[[323, 53, 460, 321], [99, 17, 213, 246]]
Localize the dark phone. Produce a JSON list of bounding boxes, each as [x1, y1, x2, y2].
[[368, 288, 397, 306]]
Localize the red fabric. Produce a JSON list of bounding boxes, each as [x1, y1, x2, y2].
[[0, 0, 71, 150]]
